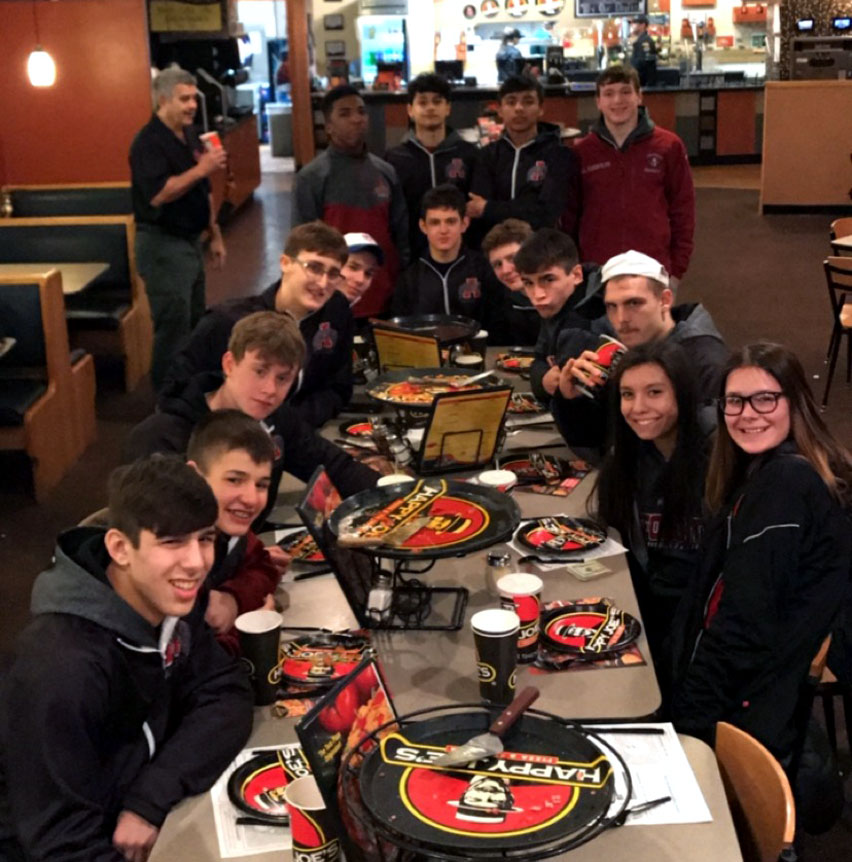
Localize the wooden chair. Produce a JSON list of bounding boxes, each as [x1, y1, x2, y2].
[[0, 271, 95, 499], [715, 722, 795, 862], [829, 217, 852, 256], [821, 257, 852, 408]]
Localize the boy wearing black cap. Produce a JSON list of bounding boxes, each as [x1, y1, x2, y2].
[[0, 457, 252, 862], [385, 73, 478, 259]]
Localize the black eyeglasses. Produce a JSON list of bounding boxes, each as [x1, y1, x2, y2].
[[718, 391, 785, 416], [294, 258, 343, 283]]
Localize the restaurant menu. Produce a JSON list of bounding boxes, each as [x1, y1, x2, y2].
[[593, 723, 713, 826], [373, 327, 440, 371]]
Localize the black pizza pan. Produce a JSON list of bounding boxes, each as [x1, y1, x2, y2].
[[365, 367, 507, 410], [385, 314, 479, 345], [329, 479, 520, 560], [540, 601, 642, 657], [278, 527, 326, 566], [515, 516, 607, 556], [356, 709, 619, 858]]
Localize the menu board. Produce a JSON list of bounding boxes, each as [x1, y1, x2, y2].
[[373, 327, 441, 371], [149, 0, 223, 33], [419, 387, 511, 472], [575, 0, 645, 19]]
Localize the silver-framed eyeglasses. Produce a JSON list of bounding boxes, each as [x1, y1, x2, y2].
[[295, 258, 343, 283], [718, 391, 785, 416]]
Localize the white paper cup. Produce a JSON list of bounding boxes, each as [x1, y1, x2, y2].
[[497, 573, 543, 664], [477, 469, 517, 492], [283, 775, 340, 860], [454, 352, 484, 369]]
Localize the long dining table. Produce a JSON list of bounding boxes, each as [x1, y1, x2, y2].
[[150, 402, 743, 861]]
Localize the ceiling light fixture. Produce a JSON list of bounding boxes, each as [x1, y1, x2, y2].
[[27, 0, 56, 88]]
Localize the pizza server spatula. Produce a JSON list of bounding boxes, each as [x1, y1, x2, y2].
[[434, 686, 540, 768]]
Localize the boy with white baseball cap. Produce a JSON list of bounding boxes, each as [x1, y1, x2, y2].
[[341, 232, 383, 308]]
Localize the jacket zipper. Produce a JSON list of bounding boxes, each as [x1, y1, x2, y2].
[[422, 256, 466, 315]]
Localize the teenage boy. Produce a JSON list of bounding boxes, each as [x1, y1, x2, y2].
[[481, 218, 539, 347], [552, 250, 727, 454], [513, 229, 604, 404], [164, 221, 354, 427], [384, 73, 478, 258], [392, 185, 498, 330], [124, 312, 378, 527], [569, 65, 695, 284], [0, 457, 252, 861], [340, 232, 383, 309], [467, 75, 579, 235], [292, 84, 409, 317], [186, 410, 280, 653]]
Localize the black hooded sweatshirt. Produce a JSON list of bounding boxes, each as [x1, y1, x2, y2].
[[0, 528, 253, 861], [123, 371, 377, 529], [161, 283, 355, 428]]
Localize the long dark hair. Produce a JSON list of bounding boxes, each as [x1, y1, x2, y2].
[[591, 341, 708, 543], [706, 342, 852, 512]]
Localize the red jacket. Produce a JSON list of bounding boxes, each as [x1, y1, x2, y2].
[[570, 110, 695, 279]]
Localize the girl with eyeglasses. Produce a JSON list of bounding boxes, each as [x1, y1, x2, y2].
[[592, 341, 710, 703], [672, 342, 852, 762]]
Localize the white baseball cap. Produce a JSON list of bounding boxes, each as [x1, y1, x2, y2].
[[601, 250, 670, 289], [344, 232, 384, 265]]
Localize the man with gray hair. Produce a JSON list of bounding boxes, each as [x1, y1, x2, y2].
[[130, 66, 228, 389]]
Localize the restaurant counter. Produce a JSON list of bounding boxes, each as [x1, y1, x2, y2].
[[312, 81, 764, 164]]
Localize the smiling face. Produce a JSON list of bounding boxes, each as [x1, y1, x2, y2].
[[325, 94, 368, 152], [723, 366, 791, 455], [498, 89, 544, 141], [221, 348, 299, 420], [278, 251, 344, 317], [158, 83, 199, 130], [340, 250, 380, 305], [521, 263, 583, 318], [419, 206, 468, 258], [619, 362, 679, 453], [604, 276, 674, 348], [596, 81, 642, 131], [408, 91, 451, 133], [105, 526, 216, 625], [488, 242, 523, 291], [198, 448, 272, 537]]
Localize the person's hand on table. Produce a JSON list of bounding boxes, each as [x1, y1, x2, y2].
[[541, 356, 562, 396], [558, 350, 604, 399], [466, 193, 487, 219], [205, 589, 239, 634], [113, 810, 159, 862], [264, 543, 292, 578]]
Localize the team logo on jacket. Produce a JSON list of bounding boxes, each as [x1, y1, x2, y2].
[[313, 322, 338, 351], [460, 278, 481, 301], [527, 161, 548, 183], [645, 152, 664, 171], [445, 158, 467, 180], [374, 177, 391, 202]]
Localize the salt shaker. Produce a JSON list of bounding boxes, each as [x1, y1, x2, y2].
[[485, 552, 512, 597]]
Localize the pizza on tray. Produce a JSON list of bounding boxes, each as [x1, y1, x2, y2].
[[368, 375, 484, 405]]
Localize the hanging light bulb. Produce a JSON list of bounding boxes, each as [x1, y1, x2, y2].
[[27, 1, 56, 88], [28, 47, 56, 87]]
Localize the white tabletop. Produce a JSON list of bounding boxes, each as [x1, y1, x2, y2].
[[831, 234, 852, 250], [0, 261, 108, 294]]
